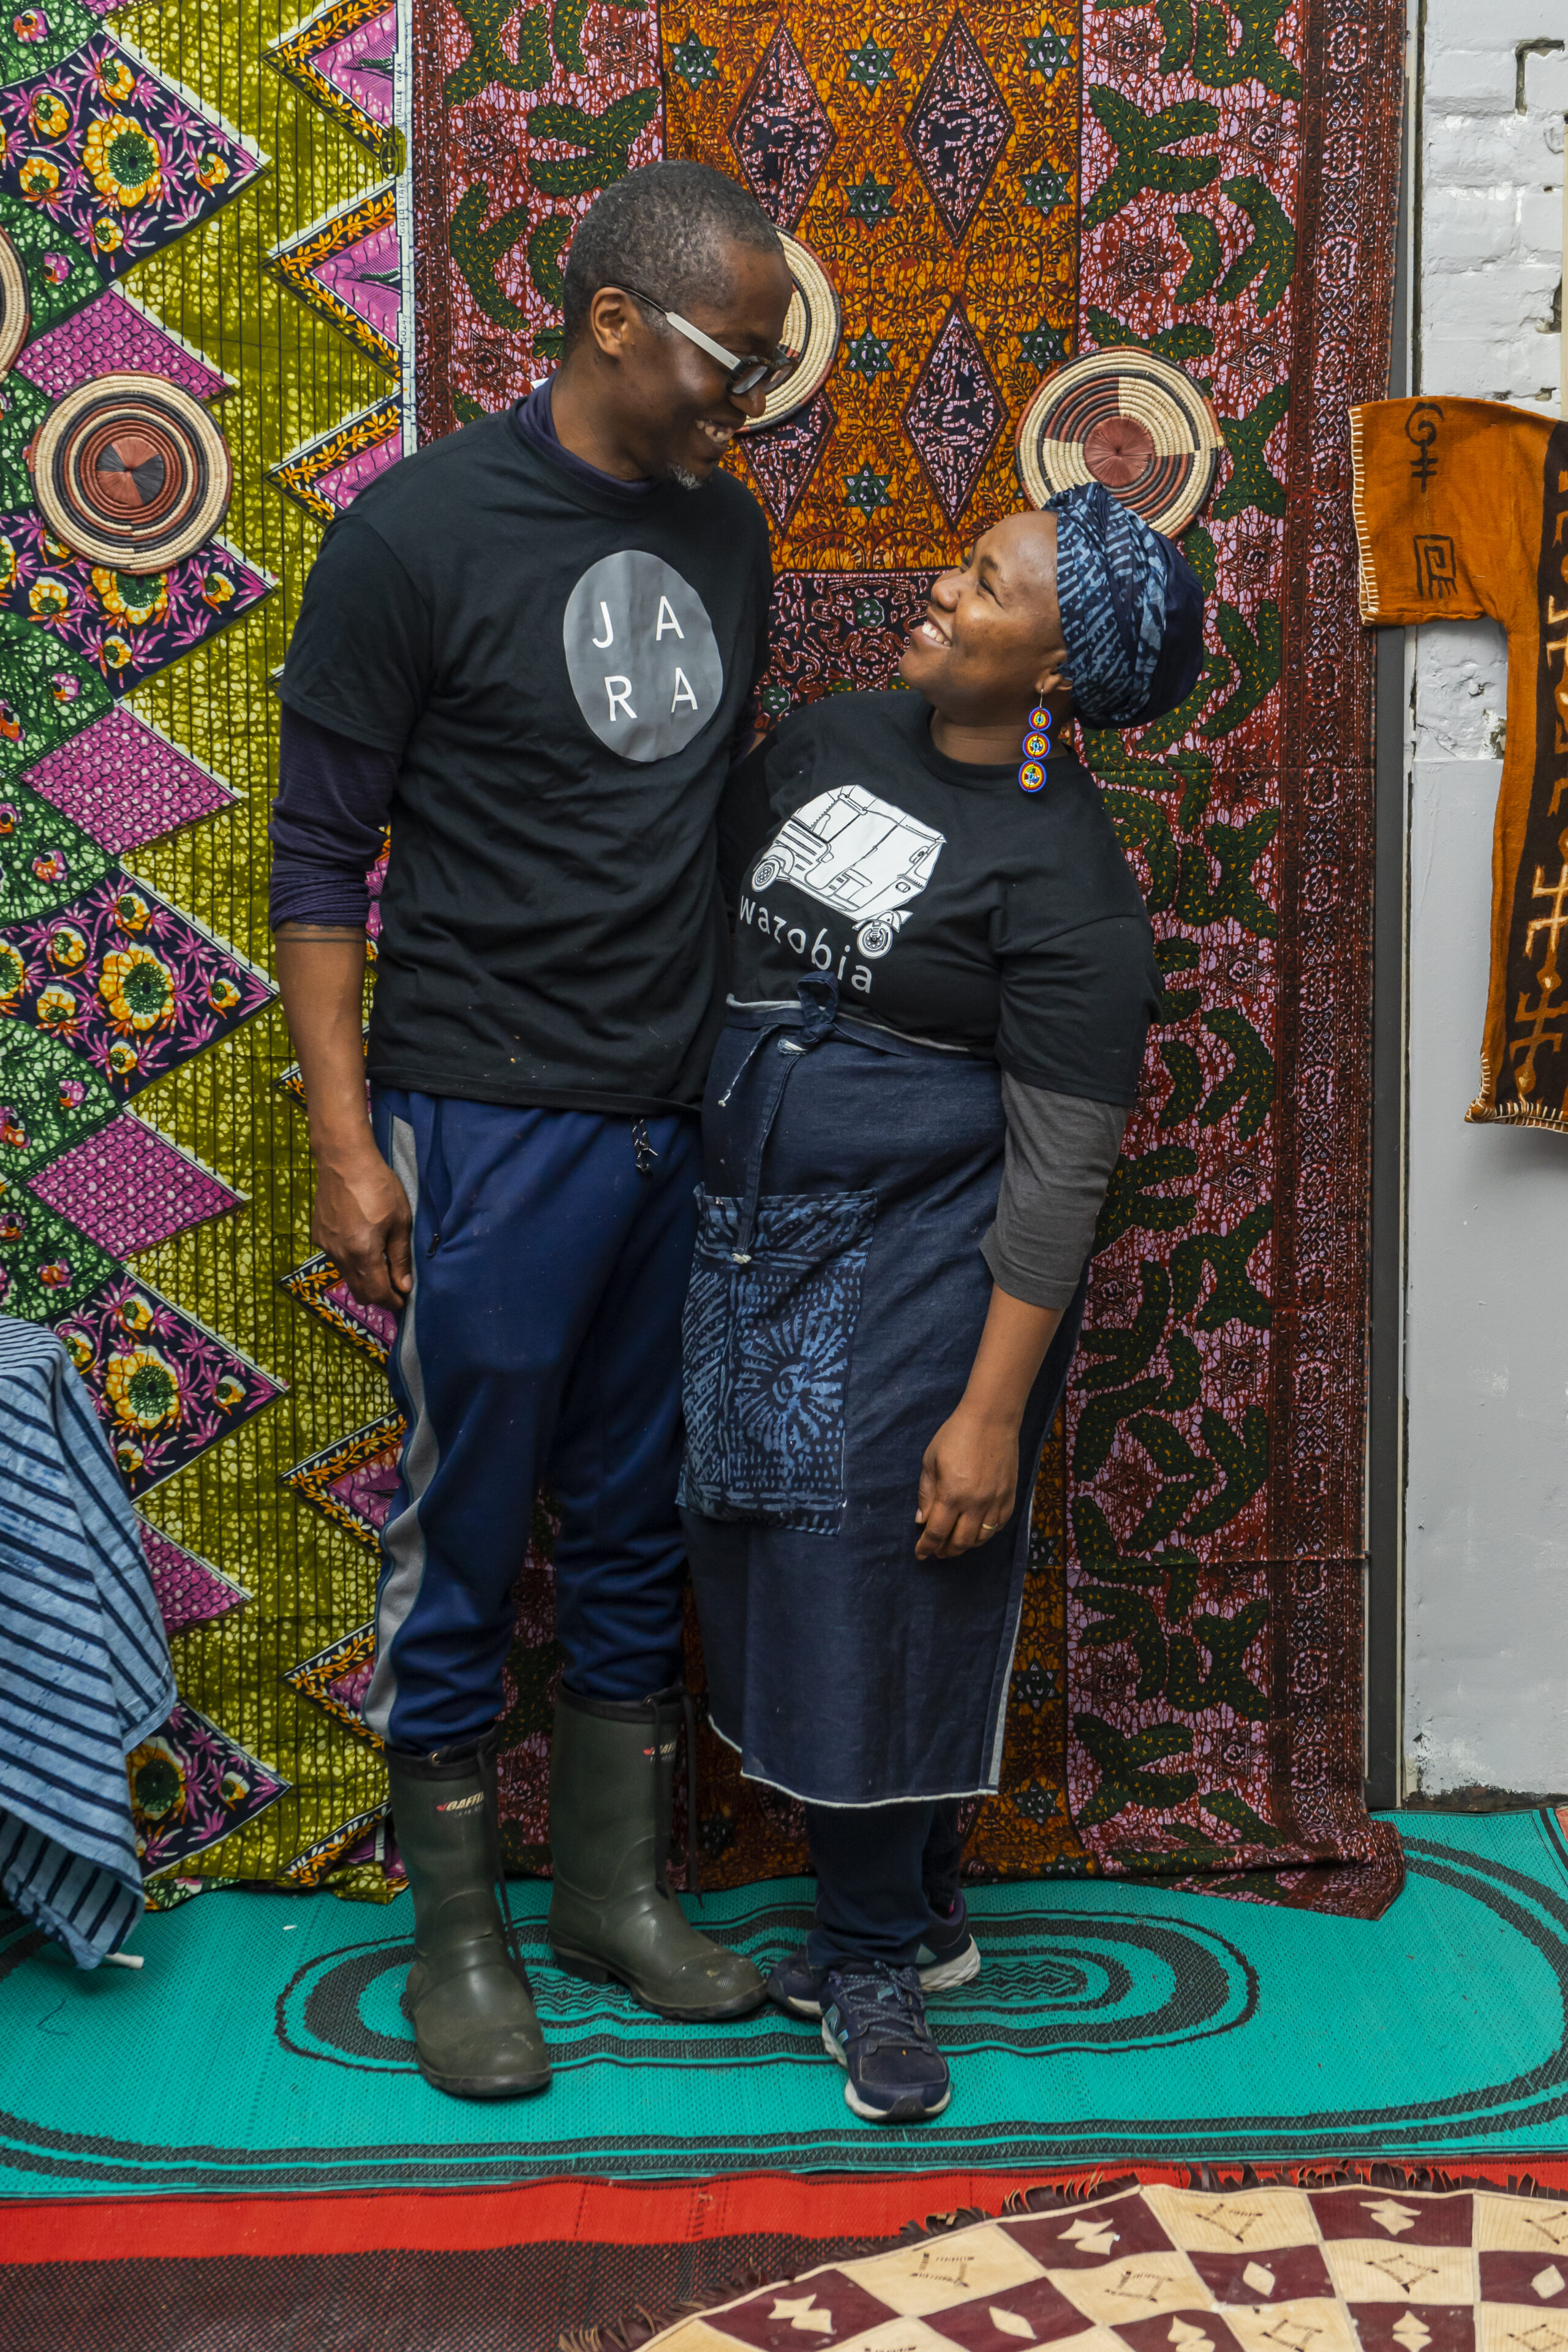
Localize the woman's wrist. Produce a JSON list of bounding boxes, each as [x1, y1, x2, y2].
[[951, 1392, 1025, 1438]]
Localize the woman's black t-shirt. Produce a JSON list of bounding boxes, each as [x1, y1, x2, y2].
[[718, 692, 1160, 1106]]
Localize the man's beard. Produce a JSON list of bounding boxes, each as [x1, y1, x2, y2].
[[666, 462, 703, 490]]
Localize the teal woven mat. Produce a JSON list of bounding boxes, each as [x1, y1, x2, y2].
[[2, 1812, 1565, 2195]]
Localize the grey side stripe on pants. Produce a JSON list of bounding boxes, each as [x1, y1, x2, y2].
[[363, 1114, 442, 1745]]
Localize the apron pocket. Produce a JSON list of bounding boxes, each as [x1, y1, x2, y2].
[[680, 1188, 877, 1531]]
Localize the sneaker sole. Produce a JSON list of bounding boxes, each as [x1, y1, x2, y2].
[[820, 2018, 952, 2124], [779, 1939, 980, 2021], [916, 1937, 981, 1996], [772, 1979, 824, 2019]]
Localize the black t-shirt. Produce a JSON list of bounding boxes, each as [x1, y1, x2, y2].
[[719, 693, 1160, 1104], [278, 409, 773, 1114]]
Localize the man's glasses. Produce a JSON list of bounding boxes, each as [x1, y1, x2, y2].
[[616, 282, 800, 402]]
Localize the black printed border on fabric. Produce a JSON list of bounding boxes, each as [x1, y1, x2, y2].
[[1497, 424, 1568, 1120]]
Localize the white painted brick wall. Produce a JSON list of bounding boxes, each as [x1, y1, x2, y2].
[[1404, 0, 1568, 1794], [1411, 0, 1562, 935], [1420, 49, 1562, 462], [1412, 0, 1561, 818]]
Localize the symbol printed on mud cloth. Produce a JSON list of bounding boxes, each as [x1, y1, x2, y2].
[[1406, 401, 1444, 488], [1414, 535, 1457, 599], [1510, 974, 1565, 1093], [562, 551, 723, 763], [1523, 841, 1568, 971], [749, 785, 944, 957]]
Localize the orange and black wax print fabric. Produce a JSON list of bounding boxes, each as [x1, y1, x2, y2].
[[1352, 400, 1568, 1134], [398, 0, 1408, 1920]]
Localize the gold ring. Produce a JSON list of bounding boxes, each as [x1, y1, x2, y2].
[[981, 1520, 1000, 1530]]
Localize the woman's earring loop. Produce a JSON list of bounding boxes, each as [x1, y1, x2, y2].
[[1018, 704, 1051, 794]]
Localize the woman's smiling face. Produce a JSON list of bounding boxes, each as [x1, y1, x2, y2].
[[899, 510, 1073, 728]]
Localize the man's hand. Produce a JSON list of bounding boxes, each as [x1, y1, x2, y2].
[[274, 925, 412, 1313], [914, 1407, 1019, 1560], [312, 1138, 412, 1311]]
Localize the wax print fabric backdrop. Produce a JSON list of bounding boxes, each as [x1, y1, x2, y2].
[[0, 1, 298, 1898], [0, 0, 1404, 1915], [0, 0, 415, 1910], [1351, 399, 1568, 1136], [407, 0, 1404, 1916]]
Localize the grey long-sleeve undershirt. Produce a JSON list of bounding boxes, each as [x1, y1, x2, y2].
[[981, 1074, 1127, 1311]]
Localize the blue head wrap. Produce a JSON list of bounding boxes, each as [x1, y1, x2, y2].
[[1047, 482, 1206, 729]]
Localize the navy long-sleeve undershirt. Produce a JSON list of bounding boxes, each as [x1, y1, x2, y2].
[[269, 706, 394, 931]]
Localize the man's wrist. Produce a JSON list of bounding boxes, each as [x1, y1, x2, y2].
[[309, 1120, 380, 1168]]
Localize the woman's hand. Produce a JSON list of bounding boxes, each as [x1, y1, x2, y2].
[[914, 1285, 1066, 1561], [914, 1407, 1020, 1559]]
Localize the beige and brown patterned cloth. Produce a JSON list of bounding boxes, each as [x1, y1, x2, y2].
[[642, 2180, 1568, 2352]]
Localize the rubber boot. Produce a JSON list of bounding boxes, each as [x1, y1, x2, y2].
[[547, 1684, 765, 2020], [386, 1740, 552, 2099]]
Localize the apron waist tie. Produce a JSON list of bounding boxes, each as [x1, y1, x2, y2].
[[726, 975, 840, 1263]]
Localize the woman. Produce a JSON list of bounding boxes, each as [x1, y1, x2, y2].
[[681, 483, 1205, 2124]]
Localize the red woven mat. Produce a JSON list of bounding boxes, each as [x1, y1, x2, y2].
[[7, 2164, 1568, 2352]]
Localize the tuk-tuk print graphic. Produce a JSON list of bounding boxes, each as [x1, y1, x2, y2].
[[750, 786, 946, 958]]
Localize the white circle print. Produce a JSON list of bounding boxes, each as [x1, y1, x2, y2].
[[562, 551, 725, 764]]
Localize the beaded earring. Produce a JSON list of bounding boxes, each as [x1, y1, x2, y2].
[[1018, 703, 1051, 794]]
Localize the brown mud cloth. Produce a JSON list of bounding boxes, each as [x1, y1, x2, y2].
[[1352, 398, 1568, 1134]]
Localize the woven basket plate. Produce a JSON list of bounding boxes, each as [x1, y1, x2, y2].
[[1016, 345, 1223, 536], [29, 371, 232, 573], [748, 232, 839, 431], [0, 229, 28, 381]]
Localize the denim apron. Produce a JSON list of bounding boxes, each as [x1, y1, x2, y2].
[[680, 977, 1087, 1808]]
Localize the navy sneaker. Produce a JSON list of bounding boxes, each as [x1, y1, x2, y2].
[[767, 1894, 979, 2018], [820, 1962, 951, 2122], [916, 1892, 982, 1993], [766, 1945, 826, 2015]]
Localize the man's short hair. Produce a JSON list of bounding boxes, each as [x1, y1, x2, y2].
[[562, 160, 784, 345]]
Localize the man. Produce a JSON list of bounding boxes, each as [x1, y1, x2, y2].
[[270, 160, 794, 2099]]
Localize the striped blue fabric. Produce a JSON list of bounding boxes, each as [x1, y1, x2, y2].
[[0, 1315, 174, 1967]]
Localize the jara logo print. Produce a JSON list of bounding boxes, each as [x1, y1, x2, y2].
[[562, 551, 724, 763], [750, 785, 945, 959]]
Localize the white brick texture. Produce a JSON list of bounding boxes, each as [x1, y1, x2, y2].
[[1404, 0, 1568, 1795], [1418, 0, 1564, 726]]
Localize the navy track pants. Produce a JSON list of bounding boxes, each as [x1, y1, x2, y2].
[[363, 1089, 701, 1755]]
